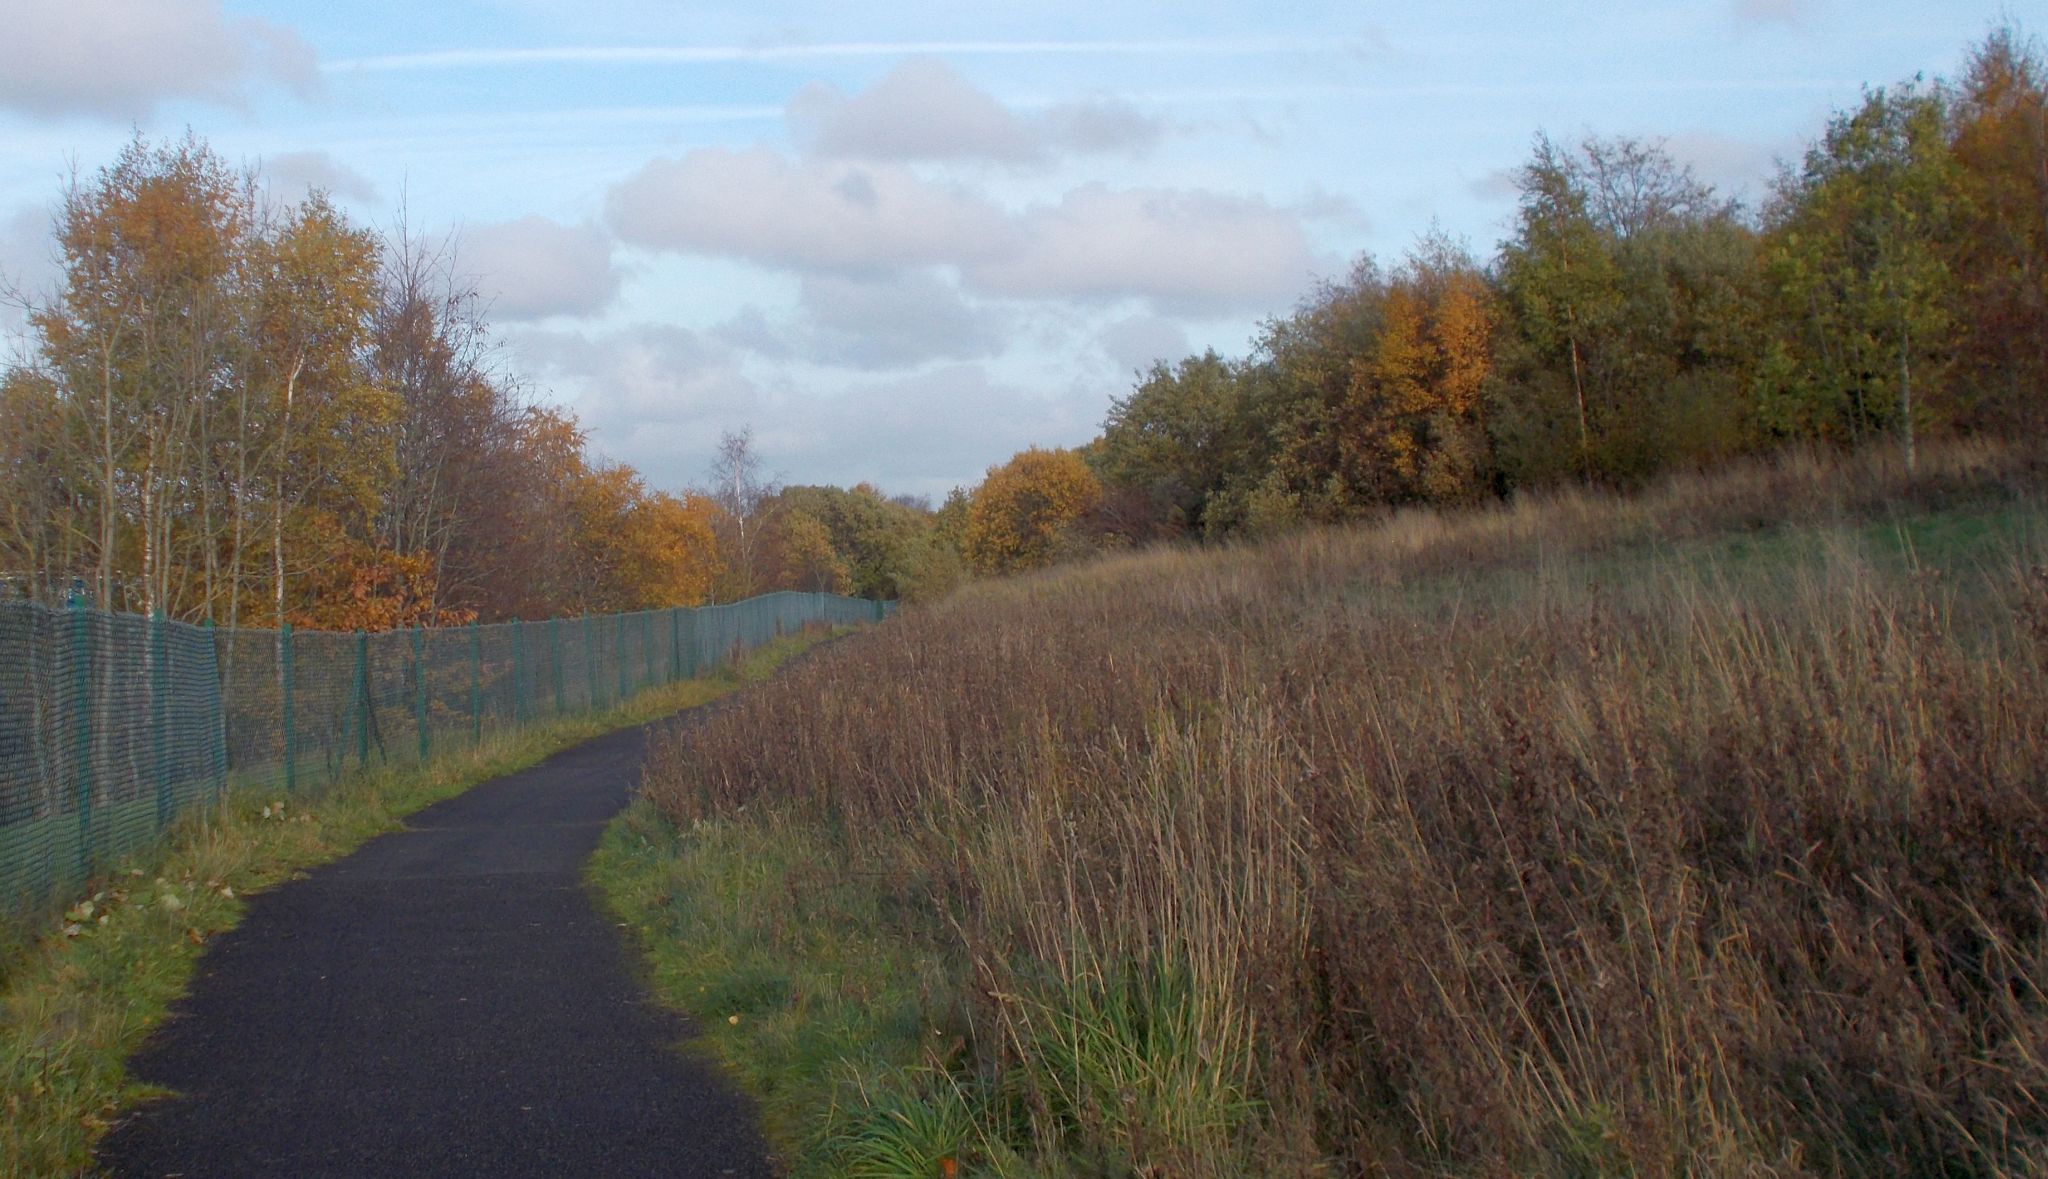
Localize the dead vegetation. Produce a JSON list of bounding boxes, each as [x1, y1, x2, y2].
[[642, 442, 2048, 1176]]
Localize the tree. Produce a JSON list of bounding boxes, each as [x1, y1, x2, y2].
[[1097, 350, 1260, 536], [964, 448, 1103, 574], [1764, 82, 1961, 469], [777, 507, 849, 593], [248, 191, 390, 627], [706, 427, 780, 600], [1493, 134, 1758, 487], [1945, 26, 2048, 430], [566, 463, 721, 611]]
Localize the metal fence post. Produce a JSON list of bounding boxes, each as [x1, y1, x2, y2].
[[203, 618, 226, 799], [616, 614, 630, 703], [468, 620, 481, 747], [512, 619, 527, 726], [583, 615, 597, 711], [67, 597, 92, 883], [550, 617, 565, 715], [412, 626, 429, 765], [668, 608, 680, 682], [150, 610, 170, 830], [353, 629, 370, 771], [679, 607, 698, 679], [281, 622, 296, 794]]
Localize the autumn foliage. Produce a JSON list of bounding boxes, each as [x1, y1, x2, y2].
[[0, 136, 741, 628], [1060, 27, 2048, 551], [962, 447, 1102, 574]]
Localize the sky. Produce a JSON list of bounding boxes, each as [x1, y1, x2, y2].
[[0, 0, 2010, 500]]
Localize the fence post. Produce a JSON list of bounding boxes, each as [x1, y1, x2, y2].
[[353, 629, 370, 771], [668, 608, 680, 682], [412, 626, 429, 765], [203, 618, 226, 799], [151, 610, 170, 830], [679, 607, 698, 679], [550, 616, 564, 715], [468, 620, 481, 747], [583, 615, 597, 711], [616, 614, 630, 704], [66, 597, 92, 883], [281, 622, 296, 794], [512, 619, 527, 726]]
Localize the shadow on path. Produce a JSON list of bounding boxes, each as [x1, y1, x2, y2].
[[98, 722, 773, 1179]]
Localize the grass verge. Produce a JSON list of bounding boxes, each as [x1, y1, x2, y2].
[[0, 625, 843, 1178]]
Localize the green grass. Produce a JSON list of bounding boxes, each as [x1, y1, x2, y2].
[[0, 625, 845, 1178], [589, 802, 1023, 1177]]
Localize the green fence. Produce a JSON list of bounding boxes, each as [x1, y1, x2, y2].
[[0, 590, 890, 909]]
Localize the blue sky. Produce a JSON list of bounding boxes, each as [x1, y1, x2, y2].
[[0, 0, 2007, 498]]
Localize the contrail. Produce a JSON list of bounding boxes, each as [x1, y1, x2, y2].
[[325, 38, 1331, 73]]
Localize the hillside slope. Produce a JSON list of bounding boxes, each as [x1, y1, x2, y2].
[[605, 442, 2048, 1178]]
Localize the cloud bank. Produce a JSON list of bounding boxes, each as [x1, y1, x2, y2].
[[0, 0, 316, 121]]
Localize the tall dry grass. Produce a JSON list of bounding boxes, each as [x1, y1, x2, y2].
[[643, 443, 2048, 1176]]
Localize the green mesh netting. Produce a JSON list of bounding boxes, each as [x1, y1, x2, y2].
[[0, 591, 889, 909]]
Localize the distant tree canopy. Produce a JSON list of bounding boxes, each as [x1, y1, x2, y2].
[[1056, 25, 2046, 549], [5, 27, 2040, 615], [0, 139, 866, 625]]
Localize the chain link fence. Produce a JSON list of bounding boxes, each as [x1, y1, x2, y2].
[[1, 590, 889, 910]]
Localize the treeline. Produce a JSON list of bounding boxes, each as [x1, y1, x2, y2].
[[0, 137, 739, 628], [957, 27, 2047, 568]]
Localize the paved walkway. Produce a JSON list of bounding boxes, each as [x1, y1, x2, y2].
[[98, 722, 773, 1178]]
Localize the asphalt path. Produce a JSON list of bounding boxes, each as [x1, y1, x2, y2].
[[97, 721, 775, 1178]]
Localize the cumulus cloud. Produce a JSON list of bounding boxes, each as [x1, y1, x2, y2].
[[0, 0, 317, 121], [607, 147, 1015, 273], [461, 216, 621, 321], [607, 145, 1317, 313], [715, 270, 1007, 370], [511, 320, 1091, 497], [1662, 130, 1787, 198], [966, 184, 1318, 312], [0, 205, 55, 339], [1097, 314, 1192, 374], [789, 58, 1162, 166], [1, 205, 55, 294], [262, 151, 379, 203]]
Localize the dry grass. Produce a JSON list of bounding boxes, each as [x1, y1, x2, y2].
[[641, 442, 2048, 1177]]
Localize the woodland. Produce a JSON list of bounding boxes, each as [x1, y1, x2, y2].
[[0, 27, 2041, 626]]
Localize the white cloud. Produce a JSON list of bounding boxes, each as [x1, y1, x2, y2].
[[0, 205, 54, 296], [262, 151, 379, 203], [509, 322, 1095, 497], [716, 270, 1008, 370], [1042, 97, 1165, 157], [0, 0, 316, 121], [607, 144, 1317, 313], [606, 147, 1016, 273], [789, 58, 1162, 166], [792, 59, 1042, 164], [0, 205, 55, 341], [1097, 314, 1192, 374], [967, 184, 1318, 312], [461, 216, 621, 321], [326, 37, 1329, 74], [1732, 0, 1823, 26], [1662, 130, 1788, 199]]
